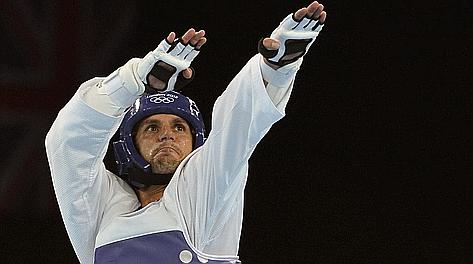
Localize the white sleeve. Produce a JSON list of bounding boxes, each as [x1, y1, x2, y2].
[[45, 78, 139, 264], [81, 69, 143, 117], [175, 54, 296, 255]]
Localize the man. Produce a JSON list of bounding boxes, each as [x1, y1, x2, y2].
[[46, 2, 327, 263]]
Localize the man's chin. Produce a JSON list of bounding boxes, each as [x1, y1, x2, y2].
[[151, 161, 180, 174]]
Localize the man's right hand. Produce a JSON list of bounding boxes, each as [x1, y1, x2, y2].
[[101, 29, 206, 108], [144, 29, 207, 91]]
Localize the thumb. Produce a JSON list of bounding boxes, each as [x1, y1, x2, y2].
[[262, 38, 280, 50], [182, 68, 193, 79]]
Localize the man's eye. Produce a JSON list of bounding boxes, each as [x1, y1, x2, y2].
[[145, 125, 158, 132], [175, 125, 185, 132]]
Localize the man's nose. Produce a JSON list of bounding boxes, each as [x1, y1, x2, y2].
[[158, 127, 175, 141]]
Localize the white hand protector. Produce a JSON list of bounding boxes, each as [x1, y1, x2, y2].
[[101, 38, 199, 108], [140, 38, 200, 92], [259, 13, 324, 67]]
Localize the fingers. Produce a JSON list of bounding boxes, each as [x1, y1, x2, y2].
[[180, 29, 204, 78], [294, 1, 326, 23], [165, 28, 207, 49], [189, 30, 205, 46], [306, 1, 322, 15], [319, 11, 327, 24], [195, 37, 207, 49], [294, 8, 306, 21], [262, 38, 280, 50], [161, 28, 205, 82], [182, 68, 193, 79], [166, 32, 176, 43], [181, 28, 196, 43], [181, 28, 206, 46]]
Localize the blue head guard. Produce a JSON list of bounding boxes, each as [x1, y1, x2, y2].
[[113, 91, 205, 188]]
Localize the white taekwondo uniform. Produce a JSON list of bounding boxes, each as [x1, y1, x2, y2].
[[46, 54, 299, 263]]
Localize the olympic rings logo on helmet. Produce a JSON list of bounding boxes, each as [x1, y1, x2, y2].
[[149, 94, 175, 104]]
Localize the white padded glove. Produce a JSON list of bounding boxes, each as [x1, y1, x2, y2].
[[140, 38, 200, 92], [101, 38, 200, 108], [259, 13, 324, 67]]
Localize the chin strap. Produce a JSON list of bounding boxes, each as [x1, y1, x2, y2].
[[127, 167, 174, 189]]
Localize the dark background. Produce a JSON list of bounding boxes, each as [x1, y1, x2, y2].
[[1, 1, 472, 263]]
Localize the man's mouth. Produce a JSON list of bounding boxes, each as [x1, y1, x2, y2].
[[158, 147, 175, 152], [155, 145, 179, 155]]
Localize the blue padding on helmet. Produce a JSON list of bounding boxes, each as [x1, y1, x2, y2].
[[113, 91, 205, 180]]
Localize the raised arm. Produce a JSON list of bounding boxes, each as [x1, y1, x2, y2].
[[45, 29, 207, 264], [174, 1, 327, 255], [260, 1, 327, 108]]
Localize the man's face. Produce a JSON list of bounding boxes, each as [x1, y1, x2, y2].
[[134, 114, 193, 174]]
